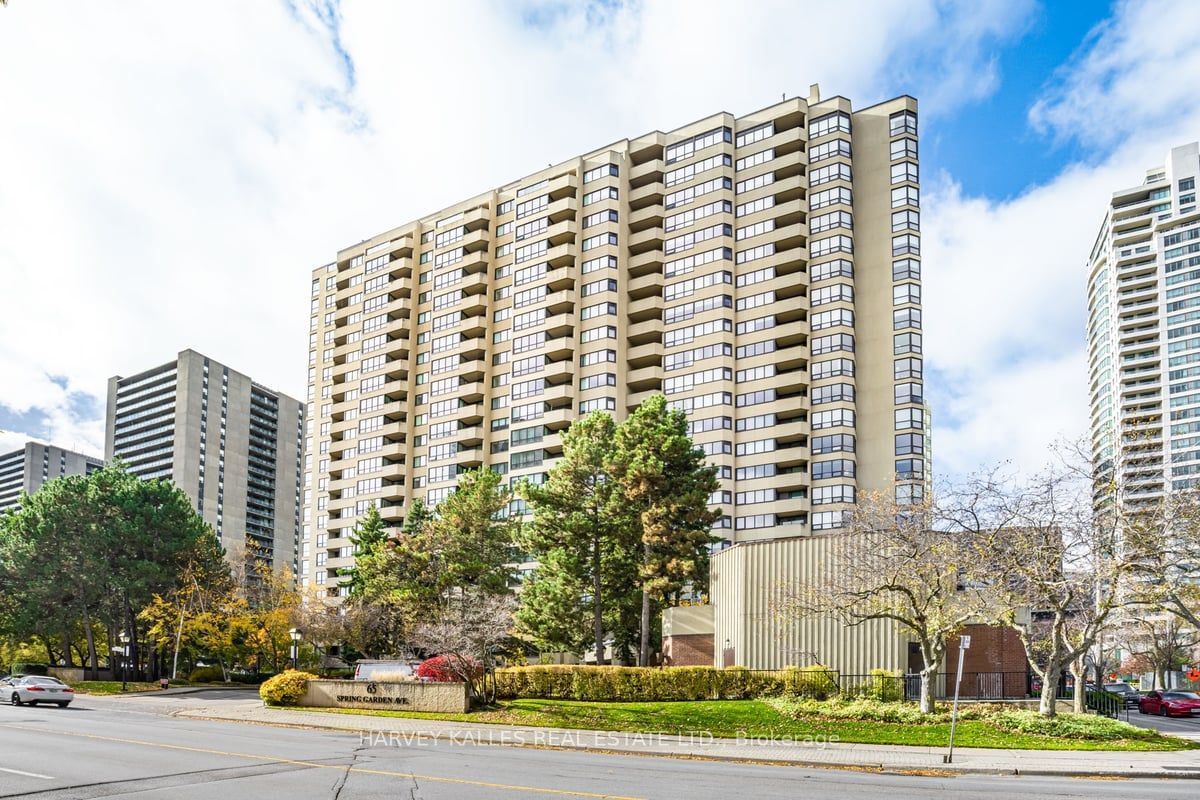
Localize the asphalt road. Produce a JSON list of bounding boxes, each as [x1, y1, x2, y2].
[[1124, 708, 1200, 738], [0, 693, 1196, 799]]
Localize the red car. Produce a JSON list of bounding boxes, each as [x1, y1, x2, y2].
[[1138, 690, 1200, 717]]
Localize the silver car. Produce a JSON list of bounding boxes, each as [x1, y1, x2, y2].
[[7, 676, 74, 707]]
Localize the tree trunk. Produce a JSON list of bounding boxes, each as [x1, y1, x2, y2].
[[1071, 660, 1086, 715], [919, 669, 936, 714], [60, 627, 75, 667], [83, 607, 98, 680], [592, 537, 605, 665], [639, 590, 651, 667], [42, 635, 56, 666], [1039, 669, 1060, 717]]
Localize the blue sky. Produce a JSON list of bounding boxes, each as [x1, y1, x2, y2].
[[1, 0, 1199, 480], [920, 0, 1104, 199]]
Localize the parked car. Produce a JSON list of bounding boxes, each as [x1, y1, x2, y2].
[[1104, 682, 1142, 708], [1138, 690, 1200, 717], [7, 675, 74, 708]]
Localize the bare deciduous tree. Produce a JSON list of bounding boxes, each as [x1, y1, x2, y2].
[[1119, 614, 1199, 690], [961, 446, 1142, 717], [777, 489, 989, 713], [410, 593, 516, 704]]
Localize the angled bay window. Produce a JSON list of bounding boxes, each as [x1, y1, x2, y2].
[[890, 161, 919, 185], [812, 459, 855, 480], [895, 432, 924, 455], [894, 307, 922, 330], [809, 111, 851, 138], [811, 186, 852, 210], [812, 383, 854, 404]]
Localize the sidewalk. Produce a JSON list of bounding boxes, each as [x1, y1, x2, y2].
[[176, 700, 1200, 779]]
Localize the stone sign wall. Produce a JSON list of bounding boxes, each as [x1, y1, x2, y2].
[[301, 679, 469, 713]]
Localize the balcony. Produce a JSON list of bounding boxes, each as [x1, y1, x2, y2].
[[542, 383, 573, 407], [630, 157, 664, 186], [462, 226, 490, 252], [546, 172, 579, 200], [455, 403, 484, 425], [628, 249, 663, 277], [457, 425, 483, 446], [458, 381, 485, 403], [544, 335, 574, 360], [543, 265, 575, 292], [629, 227, 663, 254], [627, 365, 662, 391], [627, 318, 662, 345], [533, 220, 572, 249], [546, 195, 579, 224], [627, 340, 663, 368], [461, 205, 491, 231], [459, 358, 487, 380], [546, 243, 575, 268], [627, 271, 663, 300], [629, 203, 664, 231], [543, 406, 575, 430], [629, 182, 664, 209], [627, 295, 663, 323], [542, 289, 576, 315], [544, 313, 575, 337]]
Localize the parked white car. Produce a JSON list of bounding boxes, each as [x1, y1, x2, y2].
[[7, 675, 75, 707], [353, 660, 418, 681]]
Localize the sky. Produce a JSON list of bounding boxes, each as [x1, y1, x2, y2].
[[1, 0, 1199, 481]]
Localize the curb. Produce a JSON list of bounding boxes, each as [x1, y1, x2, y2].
[[178, 710, 1200, 781]]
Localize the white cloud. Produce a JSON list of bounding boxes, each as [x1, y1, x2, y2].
[[926, 0, 1200, 479], [0, 0, 1037, 468], [1029, 0, 1200, 149]]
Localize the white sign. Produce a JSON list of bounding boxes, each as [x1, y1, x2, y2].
[[959, 635, 971, 650]]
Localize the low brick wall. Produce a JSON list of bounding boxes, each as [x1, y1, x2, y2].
[[301, 679, 469, 713]]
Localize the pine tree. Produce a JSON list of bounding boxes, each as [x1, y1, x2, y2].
[[609, 394, 720, 665], [520, 412, 639, 661]]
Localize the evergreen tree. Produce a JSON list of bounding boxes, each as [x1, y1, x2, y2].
[[609, 394, 720, 665], [520, 411, 638, 662]]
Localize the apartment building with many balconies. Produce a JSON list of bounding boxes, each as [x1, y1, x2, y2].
[[105, 349, 304, 571], [1088, 142, 1200, 503], [303, 85, 928, 597], [0, 441, 104, 512]]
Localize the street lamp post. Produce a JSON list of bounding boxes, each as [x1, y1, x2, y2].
[[289, 628, 301, 671], [117, 631, 130, 693], [944, 634, 971, 764]]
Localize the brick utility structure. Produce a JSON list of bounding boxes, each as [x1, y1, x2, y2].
[[0, 441, 103, 511], [302, 85, 928, 598], [105, 349, 304, 572]]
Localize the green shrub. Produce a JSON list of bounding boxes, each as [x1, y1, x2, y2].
[[11, 662, 49, 676], [987, 709, 1159, 741], [495, 665, 843, 702], [863, 668, 903, 702], [229, 671, 272, 685], [188, 666, 226, 683], [259, 670, 318, 706], [779, 665, 839, 700]]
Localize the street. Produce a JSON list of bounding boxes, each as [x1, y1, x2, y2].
[[0, 692, 1197, 799]]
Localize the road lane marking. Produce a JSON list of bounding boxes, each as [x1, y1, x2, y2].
[[0, 766, 53, 779], [0, 723, 643, 799]]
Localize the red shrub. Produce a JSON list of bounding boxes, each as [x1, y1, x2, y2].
[[416, 655, 481, 682]]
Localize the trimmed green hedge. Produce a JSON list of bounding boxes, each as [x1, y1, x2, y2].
[[495, 665, 841, 702], [9, 663, 50, 676]]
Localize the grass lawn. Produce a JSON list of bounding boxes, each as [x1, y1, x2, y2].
[[71, 681, 162, 695], [279, 698, 1193, 752]]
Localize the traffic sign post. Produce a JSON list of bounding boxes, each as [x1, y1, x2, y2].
[[944, 634, 971, 764]]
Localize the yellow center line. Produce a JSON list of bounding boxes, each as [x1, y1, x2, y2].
[[0, 723, 644, 799]]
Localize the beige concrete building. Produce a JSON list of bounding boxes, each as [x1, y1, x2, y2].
[[1087, 142, 1200, 503], [303, 86, 927, 597], [0, 441, 104, 512], [105, 349, 304, 572]]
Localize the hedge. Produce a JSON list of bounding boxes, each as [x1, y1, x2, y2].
[[9, 663, 50, 676], [188, 666, 225, 683], [494, 665, 842, 702]]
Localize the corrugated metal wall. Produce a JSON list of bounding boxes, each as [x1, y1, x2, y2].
[[711, 535, 908, 672]]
